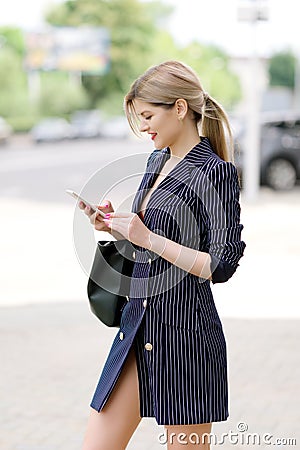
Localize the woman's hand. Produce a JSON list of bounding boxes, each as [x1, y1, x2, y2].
[[103, 212, 151, 249], [79, 199, 113, 231], [79, 199, 123, 240]]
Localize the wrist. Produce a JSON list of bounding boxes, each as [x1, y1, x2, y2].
[[144, 231, 152, 250], [148, 232, 167, 256]]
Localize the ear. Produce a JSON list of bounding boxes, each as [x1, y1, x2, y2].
[[175, 98, 188, 120]]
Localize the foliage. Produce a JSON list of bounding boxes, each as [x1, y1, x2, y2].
[[0, 1, 244, 126], [177, 42, 241, 109], [269, 51, 296, 89], [46, 0, 242, 112], [46, 0, 172, 109], [0, 48, 26, 92], [148, 30, 181, 63], [0, 27, 25, 56], [38, 73, 89, 116], [6, 115, 40, 133], [0, 48, 30, 118]]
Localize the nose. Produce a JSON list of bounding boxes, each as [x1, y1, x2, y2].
[[139, 118, 149, 133]]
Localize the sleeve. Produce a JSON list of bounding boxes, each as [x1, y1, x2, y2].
[[202, 162, 246, 284]]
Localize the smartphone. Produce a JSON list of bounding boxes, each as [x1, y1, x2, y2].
[[66, 190, 106, 217]]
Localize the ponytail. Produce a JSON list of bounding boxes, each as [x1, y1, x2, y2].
[[201, 93, 234, 163]]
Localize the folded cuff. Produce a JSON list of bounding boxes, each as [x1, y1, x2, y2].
[[210, 254, 237, 284]]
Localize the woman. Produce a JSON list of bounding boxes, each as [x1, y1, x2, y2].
[[81, 60, 246, 450]]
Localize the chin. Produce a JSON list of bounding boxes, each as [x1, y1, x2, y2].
[[154, 140, 164, 150]]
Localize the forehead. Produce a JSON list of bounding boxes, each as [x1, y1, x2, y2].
[[133, 99, 158, 116]]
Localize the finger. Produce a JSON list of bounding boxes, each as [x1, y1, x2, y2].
[[103, 219, 129, 237], [103, 212, 135, 219], [103, 217, 128, 227], [94, 222, 110, 231], [101, 199, 111, 208], [96, 201, 114, 214], [97, 203, 110, 210], [84, 205, 102, 217], [103, 218, 111, 228], [84, 205, 91, 215], [89, 210, 96, 225], [103, 218, 123, 231], [90, 210, 103, 225], [94, 209, 105, 218]]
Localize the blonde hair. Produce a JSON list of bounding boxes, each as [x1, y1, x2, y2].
[[124, 60, 234, 162]]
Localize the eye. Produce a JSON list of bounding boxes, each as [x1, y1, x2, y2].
[[145, 115, 152, 120]]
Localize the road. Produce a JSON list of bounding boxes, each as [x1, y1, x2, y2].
[[0, 135, 153, 205]]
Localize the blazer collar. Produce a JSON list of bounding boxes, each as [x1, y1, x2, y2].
[[132, 137, 215, 214], [164, 136, 215, 168], [149, 137, 215, 187]]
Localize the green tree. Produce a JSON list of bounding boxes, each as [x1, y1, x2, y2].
[[46, 0, 172, 113], [0, 27, 25, 56], [177, 42, 241, 109], [269, 51, 296, 89], [0, 48, 29, 118], [0, 28, 89, 129], [149, 29, 181, 63], [46, 0, 241, 113], [38, 73, 89, 116], [0, 4, 242, 124]]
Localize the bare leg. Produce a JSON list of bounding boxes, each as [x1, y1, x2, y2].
[[82, 347, 141, 450], [165, 423, 212, 450]]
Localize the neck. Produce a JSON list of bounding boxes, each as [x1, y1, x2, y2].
[[169, 122, 200, 159]]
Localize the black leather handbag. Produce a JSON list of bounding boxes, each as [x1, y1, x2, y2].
[[87, 240, 135, 327]]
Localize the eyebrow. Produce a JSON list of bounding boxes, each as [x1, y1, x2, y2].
[[138, 110, 153, 117]]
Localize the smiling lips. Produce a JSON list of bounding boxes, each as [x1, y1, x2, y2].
[[150, 133, 157, 140]]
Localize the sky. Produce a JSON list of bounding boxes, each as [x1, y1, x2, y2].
[[0, 0, 298, 57]]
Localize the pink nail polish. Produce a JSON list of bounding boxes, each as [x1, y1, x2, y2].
[[105, 213, 111, 218]]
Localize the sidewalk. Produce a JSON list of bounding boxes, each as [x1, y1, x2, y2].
[[1, 302, 299, 450]]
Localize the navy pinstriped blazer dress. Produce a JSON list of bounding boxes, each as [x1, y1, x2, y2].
[[90, 137, 246, 425]]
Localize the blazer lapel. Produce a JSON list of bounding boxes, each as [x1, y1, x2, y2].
[[132, 149, 170, 214], [132, 138, 215, 214]]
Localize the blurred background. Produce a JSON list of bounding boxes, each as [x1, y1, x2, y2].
[[0, 1, 299, 449]]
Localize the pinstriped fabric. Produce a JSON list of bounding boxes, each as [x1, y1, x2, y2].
[[90, 298, 147, 410], [90, 137, 246, 425]]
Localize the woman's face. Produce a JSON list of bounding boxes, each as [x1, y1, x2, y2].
[[133, 99, 182, 150]]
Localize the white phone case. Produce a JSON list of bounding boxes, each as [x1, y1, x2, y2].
[[66, 190, 106, 217]]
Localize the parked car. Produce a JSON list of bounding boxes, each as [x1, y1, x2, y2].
[[70, 110, 103, 139], [0, 116, 12, 145], [234, 111, 300, 190], [100, 116, 130, 139], [31, 118, 74, 143]]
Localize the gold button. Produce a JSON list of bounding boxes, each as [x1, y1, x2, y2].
[[148, 258, 152, 265], [143, 299, 147, 308], [119, 331, 124, 340], [132, 251, 136, 259], [144, 342, 152, 351], [126, 295, 129, 302]]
